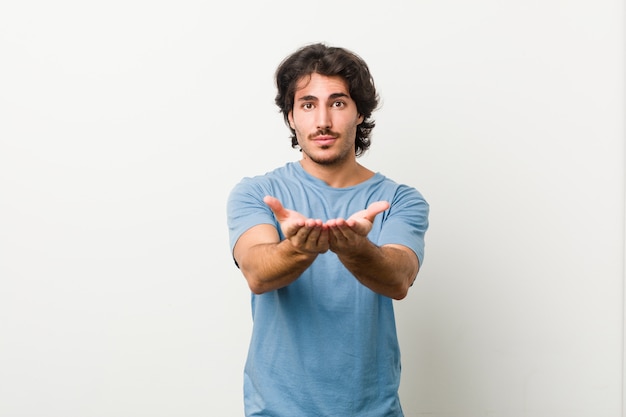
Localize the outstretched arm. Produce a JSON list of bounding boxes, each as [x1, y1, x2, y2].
[[233, 196, 330, 294], [326, 201, 419, 300]]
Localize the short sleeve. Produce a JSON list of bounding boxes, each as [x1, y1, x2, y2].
[[377, 185, 429, 266], [226, 178, 277, 254]]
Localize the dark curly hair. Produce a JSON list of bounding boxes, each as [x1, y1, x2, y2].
[[274, 43, 379, 157]]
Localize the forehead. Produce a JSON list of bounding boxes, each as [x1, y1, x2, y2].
[[294, 73, 350, 98]]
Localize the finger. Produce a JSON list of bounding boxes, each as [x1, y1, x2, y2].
[[263, 196, 289, 220], [316, 228, 330, 252], [342, 215, 373, 235], [363, 201, 390, 222], [306, 223, 329, 252], [282, 221, 306, 238], [292, 222, 328, 253], [328, 220, 350, 242]]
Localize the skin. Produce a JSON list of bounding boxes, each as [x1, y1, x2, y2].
[[233, 73, 419, 300]]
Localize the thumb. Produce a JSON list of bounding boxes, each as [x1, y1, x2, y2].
[[363, 201, 390, 222], [263, 196, 288, 220]]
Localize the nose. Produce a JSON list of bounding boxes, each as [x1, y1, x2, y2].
[[316, 107, 331, 131]]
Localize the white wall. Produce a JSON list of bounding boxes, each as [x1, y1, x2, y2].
[[0, 1, 623, 416]]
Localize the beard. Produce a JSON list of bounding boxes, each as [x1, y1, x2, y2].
[[298, 128, 355, 166], [301, 143, 354, 166], [303, 148, 347, 166]]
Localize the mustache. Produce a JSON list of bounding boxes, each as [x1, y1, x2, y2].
[[310, 128, 339, 138]]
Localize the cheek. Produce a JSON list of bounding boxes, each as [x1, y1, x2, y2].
[[289, 112, 309, 132]]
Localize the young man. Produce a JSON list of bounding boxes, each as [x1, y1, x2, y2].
[[227, 43, 429, 417]]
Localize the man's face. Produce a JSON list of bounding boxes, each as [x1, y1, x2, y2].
[[288, 73, 364, 166]]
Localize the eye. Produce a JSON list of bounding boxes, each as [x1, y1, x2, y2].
[[332, 101, 346, 108], [302, 103, 314, 110]]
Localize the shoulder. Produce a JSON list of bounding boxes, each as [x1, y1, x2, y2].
[[369, 175, 429, 228], [228, 163, 295, 198], [369, 174, 428, 206], [233, 162, 300, 188]]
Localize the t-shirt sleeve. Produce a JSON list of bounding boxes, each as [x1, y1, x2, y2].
[[377, 185, 429, 266], [226, 178, 277, 255]]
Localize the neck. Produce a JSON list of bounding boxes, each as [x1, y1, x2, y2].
[[299, 157, 374, 188]]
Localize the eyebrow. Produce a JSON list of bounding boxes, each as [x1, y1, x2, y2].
[[296, 92, 350, 102]]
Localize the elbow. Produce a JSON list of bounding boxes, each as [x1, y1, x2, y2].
[[248, 281, 269, 295], [244, 270, 284, 295], [391, 284, 410, 300], [393, 292, 408, 301], [239, 265, 264, 294], [238, 262, 277, 294], [245, 274, 271, 295], [390, 274, 417, 300]]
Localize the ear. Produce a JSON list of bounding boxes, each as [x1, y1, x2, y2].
[[288, 111, 295, 129], [357, 113, 364, 125]]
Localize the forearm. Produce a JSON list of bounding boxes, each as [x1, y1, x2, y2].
[[237, 239, 318, 294], [336, 242, 419, 300]]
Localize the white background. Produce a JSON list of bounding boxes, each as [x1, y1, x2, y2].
[[1, 1, 624, 416]]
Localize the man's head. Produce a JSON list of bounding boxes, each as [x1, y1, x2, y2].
[[275, 43, 379, 157]]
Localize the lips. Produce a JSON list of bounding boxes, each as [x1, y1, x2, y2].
[[313, 135, 336, 146]]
